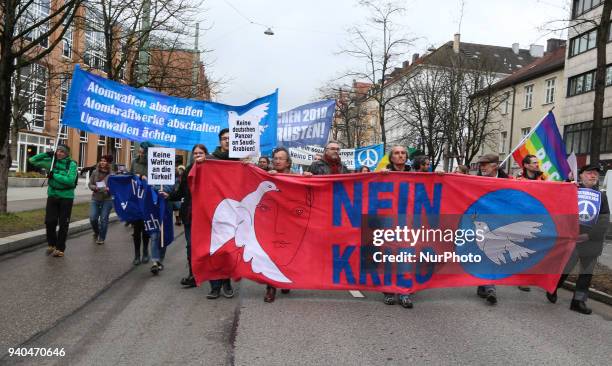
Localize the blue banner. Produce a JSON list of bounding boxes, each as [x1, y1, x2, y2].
[[62, 65, 278, 154], [108, 175, 174, 246], [277, 99, 335, 147], [578, 188, 602, 227]]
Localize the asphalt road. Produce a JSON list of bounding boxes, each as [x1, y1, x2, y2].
[[1, 223, 611, 365]]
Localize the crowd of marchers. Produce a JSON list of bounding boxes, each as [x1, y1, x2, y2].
[[29, 130, 608, 316]]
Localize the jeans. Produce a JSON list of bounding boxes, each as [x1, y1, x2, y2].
[[556, 249, 598, 301], [150, 232, 167, 263], [132, 220, 149, 259], [45, 197, 74, 252], [89, 199, 113, 240]]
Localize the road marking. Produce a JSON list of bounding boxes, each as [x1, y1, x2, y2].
[[349, 290, 364, 298]]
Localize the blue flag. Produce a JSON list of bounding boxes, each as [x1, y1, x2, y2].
[[62, 65, 278, 154], [108, 175, 146, 223], [141, 186, 174, 247], [108, 175, 174, 246]]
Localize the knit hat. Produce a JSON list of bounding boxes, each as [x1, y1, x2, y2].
[[57, 144, 70, 154]]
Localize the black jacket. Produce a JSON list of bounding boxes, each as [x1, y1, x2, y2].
[[386, 163, 411, 172], [309, 159, 349, 175], [211, 147, 238, 161], [578, 184, 610, 257], [168, 164, 194, 225]]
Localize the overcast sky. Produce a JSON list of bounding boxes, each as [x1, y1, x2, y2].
[[200, 0, 570, 110]]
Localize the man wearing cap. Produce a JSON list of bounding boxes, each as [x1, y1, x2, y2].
[[546, 164, 609, 314], [475, 153, 510, 304], [29, 144, 78, 257]]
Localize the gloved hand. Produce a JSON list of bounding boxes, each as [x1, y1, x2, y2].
[[46, 151, 54, 157], [47, 171, 54, 179]]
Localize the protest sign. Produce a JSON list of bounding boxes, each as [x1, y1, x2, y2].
[[578, 188, 602, 227], [147, 147, 175, 185]]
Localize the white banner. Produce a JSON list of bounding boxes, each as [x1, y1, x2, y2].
[[148, 147, 175, 185]]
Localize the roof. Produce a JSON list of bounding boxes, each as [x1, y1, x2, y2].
[[382, 41, 542, 89], [486, 46, 566, 91], [423, 41, 540, 74]]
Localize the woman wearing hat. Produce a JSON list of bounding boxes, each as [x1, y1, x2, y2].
[[546, 164, 609, 314], [88, 155, 114, 245]]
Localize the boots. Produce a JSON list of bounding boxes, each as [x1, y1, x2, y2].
[[570, 300, 592, 315], [264, 286, 276, 303]]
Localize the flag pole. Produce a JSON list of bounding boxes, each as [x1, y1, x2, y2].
[[160, 184, 165, 248], [41, 122, 63, 187], [499, 111, 552, 168]]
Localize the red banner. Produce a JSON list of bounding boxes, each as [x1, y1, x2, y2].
[[190, 161, 578, 293]]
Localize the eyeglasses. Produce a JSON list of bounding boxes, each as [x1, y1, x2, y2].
[[326, 147, 340, 151], [221, 137, 230, 141]]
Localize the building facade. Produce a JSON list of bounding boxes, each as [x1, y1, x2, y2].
[[479, 41, 566, 176], [11, 1, 209, 173], [560, 0, 612, 168]]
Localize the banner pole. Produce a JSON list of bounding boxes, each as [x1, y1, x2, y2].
[[499, 112, 551, 168], [42, 122, 63, 187], [160, 184, 165, 248]]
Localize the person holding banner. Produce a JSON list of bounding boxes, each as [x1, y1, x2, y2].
[[305, 141, 349, 175], [381, 145, 414, 308], [262, 147, 295, 302], [546, 164, 610, 314], [88, 155, 114, 245], [385, 146, 411, 172], [161, 144, 209, 288], [412, 155, 431, 172], [29, 144, 78, 257], [208, 128, 235, 298], [129, 142, 153, 265], [516, 155, 545, 181], [475, 153, 511, 305]]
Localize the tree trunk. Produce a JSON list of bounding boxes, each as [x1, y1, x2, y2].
[[379, 103, 387, 151], [0, 55, 15, 214], [590, 0, 612, 165]]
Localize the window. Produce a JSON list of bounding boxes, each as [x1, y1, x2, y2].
[[567, 65, 612, 97], [59, 76, 70, 122], [85, 6, 106, 70], [62, 24, 73, 59], [58, 125, 69, 143], [98, 135, 106, 146], [573, 0, 603, 19], [503, 92, 510, 114], [524, 85, 533, 109], [521, 127, 531, 138], [16, 63, 48, 131], [79, 131, 88, 168], [544, 78, 556, 104], [499, 132, 507, 153], [17, 0, 50, 48]]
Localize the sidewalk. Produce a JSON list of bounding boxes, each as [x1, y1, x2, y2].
[[7, 178, 91, 212]]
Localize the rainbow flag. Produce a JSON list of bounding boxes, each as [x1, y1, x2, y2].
[[511, 112, 570, 181]]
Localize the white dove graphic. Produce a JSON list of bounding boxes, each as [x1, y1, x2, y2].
[[473, 220, 542, 265], [227, 103, 270, 158], [210, 181, 291, 283]]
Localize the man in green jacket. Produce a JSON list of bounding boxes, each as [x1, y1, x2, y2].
[[29, 144, 78, 257]]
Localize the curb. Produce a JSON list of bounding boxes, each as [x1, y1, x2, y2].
[[562, 281, 612, 306], [0, 213, 119, 256]]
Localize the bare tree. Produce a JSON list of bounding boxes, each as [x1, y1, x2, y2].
[[0, 0, 83, 213], [388, 66, 447, 169], [74, 0, 202, 84], [319, 81, 371, 148], [543, 0, 612, 164], [339, 0, 415, 150], [443, 53, 505, 167]]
